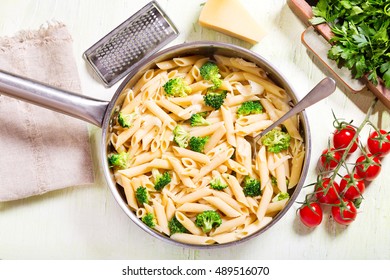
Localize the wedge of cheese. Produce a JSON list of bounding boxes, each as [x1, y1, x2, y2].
[[198, 0, 266, 44]]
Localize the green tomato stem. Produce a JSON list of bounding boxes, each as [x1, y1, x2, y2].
[[329, 97, 378, 202]]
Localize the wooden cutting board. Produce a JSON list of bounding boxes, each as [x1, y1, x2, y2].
[[288, 0, 390, 108]]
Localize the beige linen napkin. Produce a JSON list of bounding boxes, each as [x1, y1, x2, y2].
[[0, 23, 94, 201]]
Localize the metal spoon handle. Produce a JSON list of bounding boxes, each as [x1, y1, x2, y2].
[[254, 77, 336, 141]]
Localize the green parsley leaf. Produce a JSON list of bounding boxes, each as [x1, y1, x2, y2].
[[310, 0, 390, 88]]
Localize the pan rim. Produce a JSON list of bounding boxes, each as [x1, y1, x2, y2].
[[100, 41, 312, 249]]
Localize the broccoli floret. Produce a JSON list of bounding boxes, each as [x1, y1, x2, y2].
[[209, 177, 228, 191], [173, 125, 190, 148], [203, 90, 227, 110], [107, 152, 129, 169], [135, 186, 149, 205], [261, 128, 291, 153], [168, 216, 188, 235], [195, 210, 222, 233], [152, 169, 171, 191], [272, 192, 290, 202], [190, 113, 211, 127], [188, 136, 209, 153], [142, 213, 156, 228], [199, 61, 222, 89], [197, 111, 209, 117], [237, 101, 263, 117], [163, 77, 192, 97], [242, 176, 261, 197], [117, 111, 138, 128]]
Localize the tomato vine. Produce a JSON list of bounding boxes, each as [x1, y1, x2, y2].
[[298, 97, 389, 227]]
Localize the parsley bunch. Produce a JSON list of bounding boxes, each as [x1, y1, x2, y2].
[[310, 0, 390, 88]]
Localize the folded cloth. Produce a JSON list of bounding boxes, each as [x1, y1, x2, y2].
[[0, 23, 94, 202]]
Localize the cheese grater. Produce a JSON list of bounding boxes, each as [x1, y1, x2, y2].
[[83, 1, 179, 87]]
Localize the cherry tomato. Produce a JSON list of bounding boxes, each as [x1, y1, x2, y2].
[[339, 174, 365, 201], [355, 154, 381, 181], [333, 125, 358, 154], [367, 129, 390, 157], [320, 148, 342, 170], [299, 202, 323, 228], [315, 177, 340, 204], [331, 199, 357, 225]]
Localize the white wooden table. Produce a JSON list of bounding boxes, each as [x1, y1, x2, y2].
[[0, 0, 389, 259]]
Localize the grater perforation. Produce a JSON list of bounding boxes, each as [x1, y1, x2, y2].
[[83, 1, 179, 87]]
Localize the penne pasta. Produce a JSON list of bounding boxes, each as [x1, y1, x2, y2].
[[203, 125, 227, 154], [243, 73, 287, 98], [225, 159, 249, 175], [189, 80, 213, 92], [236, 217, 272, 239], [121, 175, 138, 210], [266, 199, 289, 215], [108, 54, 306, 245], [256, 184, 274, 222], [170, 233, 215, 245], [230, 57, 267, 78], [176, 187, 213, 205], [157, 98, 188, 120], [192, 148, 234, 183], [173, 55, 204, 67], [275, 109, 303, 141], [189, 122, 224, 137], [211, 215, 247, 236], [235, 120, 274, 136], [175, 211, 204, 236], [222, 173, 250, 207], [120, 94, 142, 114], [181, 158, 198, 169], [221, 106, 236, 147], [166, 157, 197, 189], [211, 190, 243, 213], [289, 150, 305, 189], [236, 113, 269, 126], [165, 197, 176, 221], [224, 94, 260, 107], [203, 196, 241, 217], [153, 200, 170, 236], [275, 162, 287, 193], [256, 146, 270, 190], [114, 117, 142, 149], [118, 162, 152, 179], [172, 146, 211, 164], [156, 59, 178, 70], [177, 203, 216, 213], [144, 100, 176, 130], [130, 150, 162, 167]]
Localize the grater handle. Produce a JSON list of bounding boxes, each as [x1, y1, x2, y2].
[[0, 70, 109, 127]]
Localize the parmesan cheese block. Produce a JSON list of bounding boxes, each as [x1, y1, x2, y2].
[[198, 0, 266, 44]]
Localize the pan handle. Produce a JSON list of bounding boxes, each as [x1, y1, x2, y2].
[[0, 70, 109, 128]]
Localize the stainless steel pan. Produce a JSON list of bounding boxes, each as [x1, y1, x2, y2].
[[0, 41, 311, 248]]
